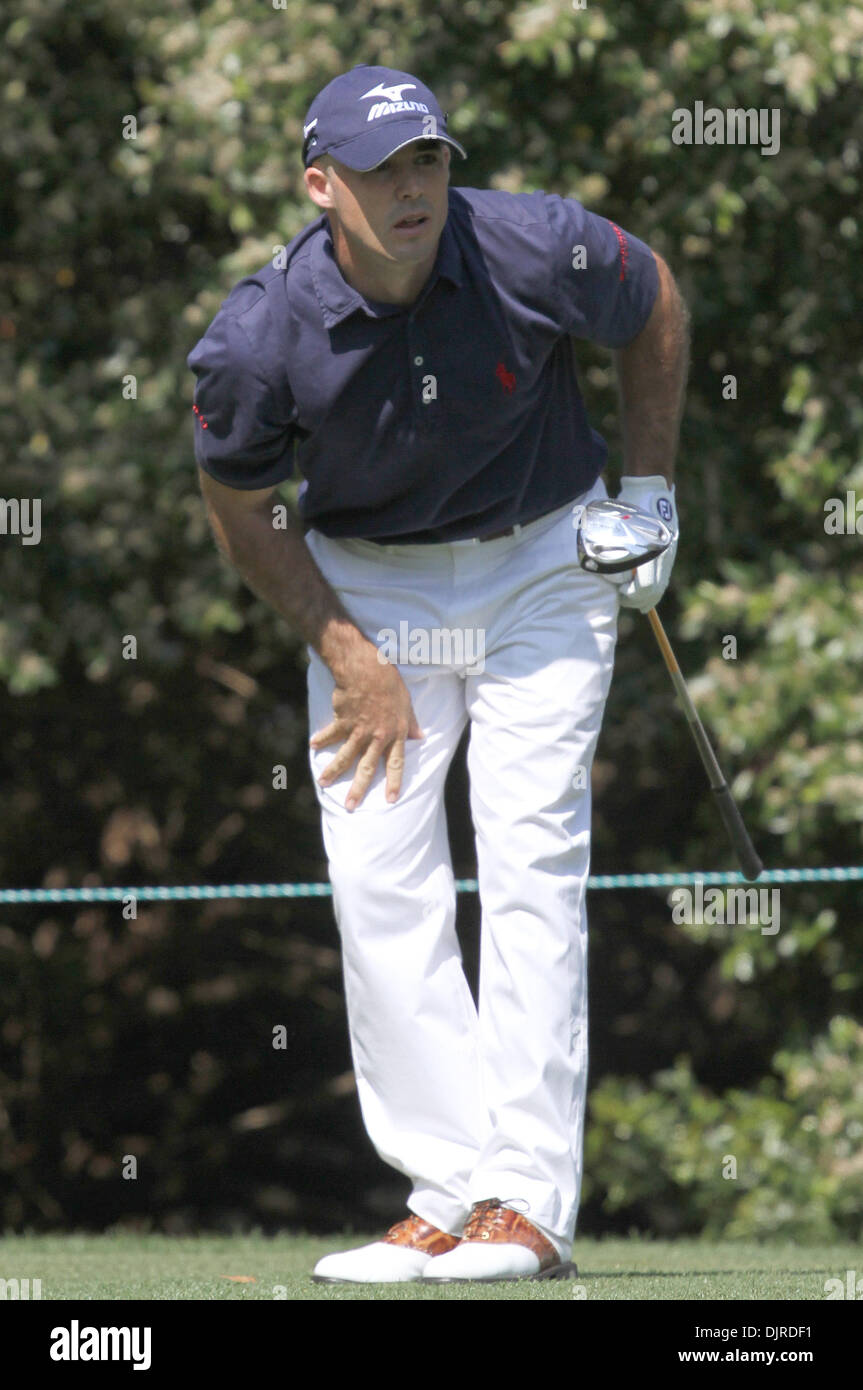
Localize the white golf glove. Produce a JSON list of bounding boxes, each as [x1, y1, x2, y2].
[[607, 474, 678, 611]]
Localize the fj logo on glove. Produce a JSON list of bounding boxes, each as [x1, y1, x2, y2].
[[657, 497, 673, 523]]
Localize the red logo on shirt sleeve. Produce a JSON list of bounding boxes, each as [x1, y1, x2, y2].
[[608, 223, 629, 282], [192, 403, 209, 429]]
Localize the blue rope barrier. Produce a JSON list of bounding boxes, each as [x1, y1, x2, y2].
[[0, 867, 860, 904]]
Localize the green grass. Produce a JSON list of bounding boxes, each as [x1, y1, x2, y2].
[[0, 1232, 856, 1300]]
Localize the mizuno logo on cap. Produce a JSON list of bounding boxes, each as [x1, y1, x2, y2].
[[360, 82, 417, 103], [360, 81, 430, 123]]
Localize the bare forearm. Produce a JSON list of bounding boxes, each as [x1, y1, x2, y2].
[[613, 254, 690, 484], [205, 499, 368, 678]]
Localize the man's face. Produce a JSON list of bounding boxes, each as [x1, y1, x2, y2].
[[304, 141, 451, 270]]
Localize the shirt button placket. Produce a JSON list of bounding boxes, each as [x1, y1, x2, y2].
[[408, 339, 425, 430], [411, 337, 434, 433]]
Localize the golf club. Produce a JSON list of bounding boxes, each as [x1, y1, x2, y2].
[[574, 499, 763, 881]]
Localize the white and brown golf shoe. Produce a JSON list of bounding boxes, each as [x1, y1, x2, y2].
[[421, 1198, 578, 1283], [311, 1213, 459, 1284]]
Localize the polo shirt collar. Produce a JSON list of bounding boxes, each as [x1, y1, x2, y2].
[[310, 209, 464, 328]]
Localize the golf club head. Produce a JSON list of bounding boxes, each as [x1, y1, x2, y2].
[[572, 498, 674, 574]]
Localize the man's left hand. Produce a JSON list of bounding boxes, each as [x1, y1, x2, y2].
[[608, 474, 678, 612]]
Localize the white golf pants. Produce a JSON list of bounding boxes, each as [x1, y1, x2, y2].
[[303, 475, 619, 1259]]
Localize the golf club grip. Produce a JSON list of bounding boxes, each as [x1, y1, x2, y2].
[[712, 784, 763, 881]]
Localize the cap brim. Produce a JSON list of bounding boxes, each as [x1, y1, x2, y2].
[[315, 123, 467, 171]]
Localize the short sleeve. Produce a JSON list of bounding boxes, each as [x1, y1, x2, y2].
[[186, 309, 297, 490], [545, 194, 659, 349]]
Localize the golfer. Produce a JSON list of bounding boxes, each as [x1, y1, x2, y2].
[[187, 64, 689, 1283]]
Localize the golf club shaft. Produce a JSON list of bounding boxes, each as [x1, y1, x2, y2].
[[643, 604, 763, 882]]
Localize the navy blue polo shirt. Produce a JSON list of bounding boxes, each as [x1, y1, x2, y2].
[[187, 186, 658, 543]]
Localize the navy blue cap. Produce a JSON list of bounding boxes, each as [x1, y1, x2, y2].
[[302, 63, 468, 171]]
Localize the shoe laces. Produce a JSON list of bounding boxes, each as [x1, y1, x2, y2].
[[387, 1214, 424, 1240], [463, 1197, 530, 1241]]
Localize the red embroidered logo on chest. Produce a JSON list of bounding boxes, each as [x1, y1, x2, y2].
[[494, 361, 516, 394], [192, 403, 209, 429]]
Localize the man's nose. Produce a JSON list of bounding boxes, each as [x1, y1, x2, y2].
[[395, 170, 425, 198]]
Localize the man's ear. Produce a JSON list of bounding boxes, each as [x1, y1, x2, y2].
[[304, 160, 333, 211]]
